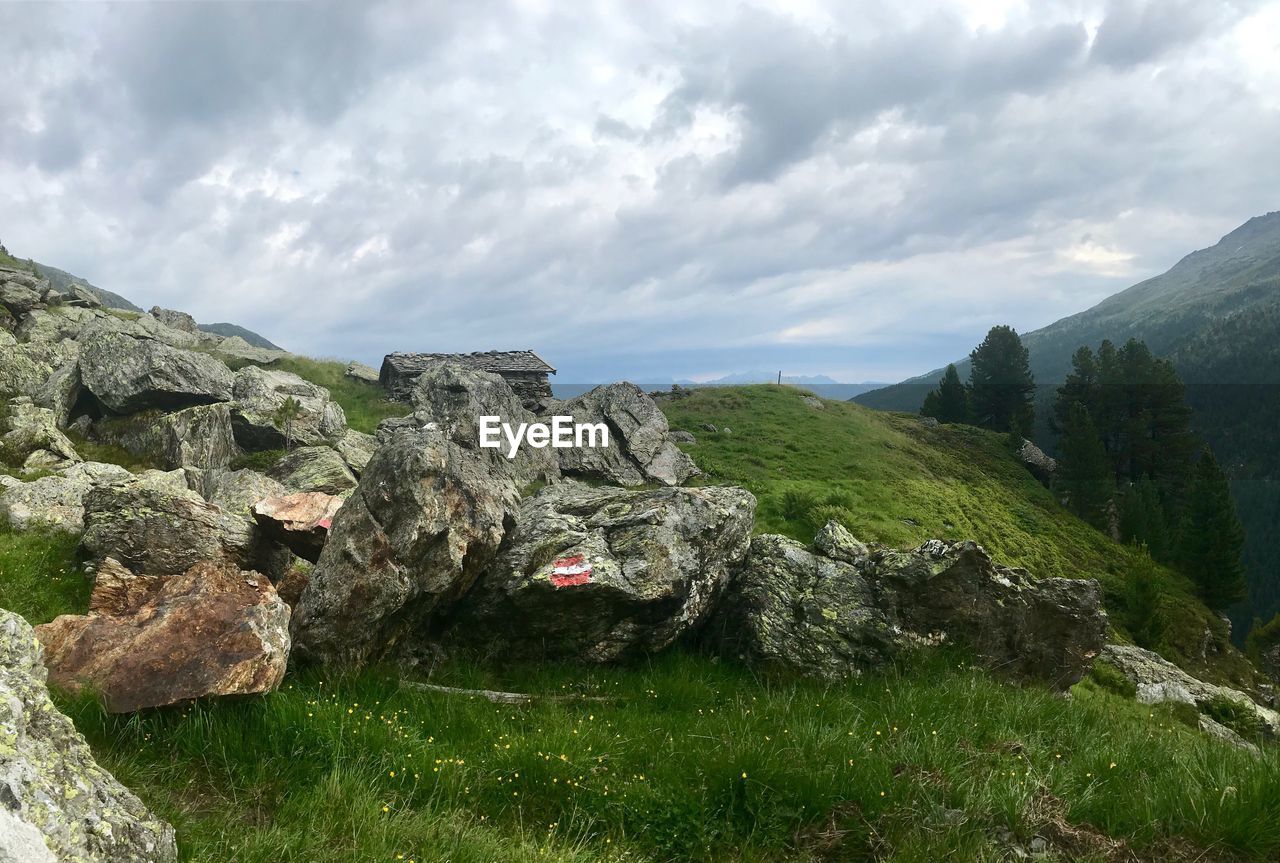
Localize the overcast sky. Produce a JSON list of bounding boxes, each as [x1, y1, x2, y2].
[[2, 1, 1278, 383]]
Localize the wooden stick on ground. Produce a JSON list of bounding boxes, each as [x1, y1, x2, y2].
[[401, 681, 617, 706]]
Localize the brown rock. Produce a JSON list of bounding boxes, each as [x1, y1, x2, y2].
[[36, 559, 290, 712], [252, 492, 344, 562]]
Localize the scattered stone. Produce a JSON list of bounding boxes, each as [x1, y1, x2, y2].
[[36, 560, 290, 713], [1199, 714, 1261, 755], [93, 402, 238, 470], [0, 609, 178, 862], [252, 492, 344, 562], [290, 426, 519, 667], [0, 461, 132, 532], [345, 360, 380, 384], [713, 532, 1106, 689], [1017, 438, 1058, 485], [267, 445, 357, 495], [670, 429, 697, 444], [920, 416, 941, 429], [333, 428, 377, 476], [79, 329, 234, 413], [700, 422, 718, 433], [80, 471, 259, 576], [148, 306, 200, 334], [802, 395, 824, 410], [448, 481, 756, 662], [556, 382, 699, 486], [1100, 643, 1280, 737], [215, 335, 288, 364], [230, 365, 347, 451], [0, 396, 80, 468]]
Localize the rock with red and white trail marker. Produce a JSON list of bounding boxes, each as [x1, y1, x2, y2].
[[444, 480, 756, 663], [252, 491, 344, 562]]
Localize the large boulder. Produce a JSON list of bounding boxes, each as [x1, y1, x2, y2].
[[0, 461, 133, 532], [712, 522, 1107, 689], [0, 397, 80, 469], [0, 278, 44, 318], [214, 335, 288, 364], [290, 426, 519, 667], [79, 329, 234, 413], [333, 427, 377, 476], [555, 382, 699, 486], [447, 481, 757, 662], [92, 402, 238, 470], [80, 471, 262, 576], [0, 608, 178, 862], [148, 306, 199, 334], [197, 467, 288, 518], [1099, 643, 1280, 737], [35, 560, 290, 713], [229, 366, 346, 451], [345, 360, 380, 384], [0, 339, 79, 401], [267, 445, 357, 495], [252, 492, 344, 562], [407, 363, 559, 485]]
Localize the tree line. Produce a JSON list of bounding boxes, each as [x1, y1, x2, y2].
[[920, 325, 1246, 620]]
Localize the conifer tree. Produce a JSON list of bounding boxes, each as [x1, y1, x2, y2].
[[1125, 545, 1165, 649], [1056, 402, 1112, 527], [920, 363, 969, 424], [1178, 447, 1246, 610], [1119, 475, 1170, 562], [968, 325, 1035, 435]]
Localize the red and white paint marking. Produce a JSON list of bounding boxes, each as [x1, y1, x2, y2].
[[550, 553, 592, 587]]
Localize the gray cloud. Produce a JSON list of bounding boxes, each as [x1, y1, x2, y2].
[[2, 0, 1277, 384]]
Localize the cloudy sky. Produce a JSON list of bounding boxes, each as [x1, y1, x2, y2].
[[2, 1, 1278, 383]]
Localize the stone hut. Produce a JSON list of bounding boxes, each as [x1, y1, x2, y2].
[[380, 350, 556, 408]]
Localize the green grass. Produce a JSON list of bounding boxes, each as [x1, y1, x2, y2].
[[241, 356, 407, 435], [661, 386, 1256, 687], [0, 524, 86, 623], [64, 430, 157, 472], [54, 653, 1280, 863]]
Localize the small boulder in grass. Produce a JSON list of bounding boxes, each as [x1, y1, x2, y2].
[[252, 491, 344, 562]]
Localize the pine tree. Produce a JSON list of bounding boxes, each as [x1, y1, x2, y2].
[[1053, 346, 1099, 434], [968, 325, 1035, 435], [1118, 475, 1170, 562], [1178, 447, 1246, 610], [1125, 546, 1165, 649], [920, 363, 969, 424], [1056, 402, 1112, 527]]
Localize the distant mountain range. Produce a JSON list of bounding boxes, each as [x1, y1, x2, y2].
[[855, 210, 1280, 635], [36, 261, 284, 351]]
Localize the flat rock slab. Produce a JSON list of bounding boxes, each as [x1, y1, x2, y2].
[[36, 559, 290, 712]]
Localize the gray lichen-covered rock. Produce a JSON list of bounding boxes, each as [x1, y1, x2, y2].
[[447, 481, 757, 662], [35, 560, 290, 713], [229, 366, 346, 451], [556, 382, 699, 486], [0, 397, 80, 469], [1017, 438, 1057, 485], [214, 335, 288, 365], [148, 306, 199, 334], [345, 360, 380, 384], [80, 471, 262, 576], [1100, 643, 1280, 737], [0, 461, 133, 532], [408, 363, 559, 485], [93, 402, 238, 470], [267, 445, 357, 495], [198, 467, 289, 519], [713, 524, 1107, 689], [0, 608, 178, 861], [333, 428, 377, 476], [290, 426, 519, 667], [79, 329, 234, 413]]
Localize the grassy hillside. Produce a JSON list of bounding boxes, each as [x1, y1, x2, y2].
[[3, 383, 1279, 860], [661, 385, 1254, 687]]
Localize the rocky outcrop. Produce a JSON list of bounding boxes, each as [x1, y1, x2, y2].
[[447, 481, 756, 662], [713, 522, 1107, 689], [229, 366, 346, 451], [79, 329, 234, 413], [214, 335, 287, 364], [148, 306, 199, 334], [333, 428, 377, 476], [290, 426, 519, 667], [1099, 643, 1280, 737], [556, 382, 699, 487], [198, 467, 288, 519], [407, 363, 559, 484], [1017, 439, 1057, 485], [80, 471, 262, 576], [36, 560, 290, 712], [344, 361, 379, 384], [93, 403, 237, 470], [0, 461, 132, 532], [252, 492, 344, 562], [268, 445, 357, 495], [0, 397, 80, 469], [0, 608, 178, 861]]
